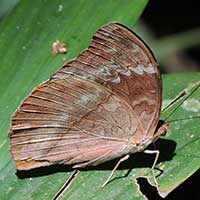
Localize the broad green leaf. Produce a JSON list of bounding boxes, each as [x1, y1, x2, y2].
[[0, 0, 19, 18], [0, 0, 199, 199], [158, 74, 200, 197], [0, 0, 151, 199]]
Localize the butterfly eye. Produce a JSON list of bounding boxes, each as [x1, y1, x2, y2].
[[159, 123, 169, 136]]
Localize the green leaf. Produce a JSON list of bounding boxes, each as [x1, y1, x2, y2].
[[1, 0, 199, 199], [0, 0, 150, 199], [159, 74, 200, 197], [0, 0, 19, 18]]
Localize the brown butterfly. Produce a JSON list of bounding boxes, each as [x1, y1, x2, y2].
[[9, 23, 168, 186]]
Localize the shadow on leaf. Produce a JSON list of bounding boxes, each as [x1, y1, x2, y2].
[[16, 138, 176, 180]]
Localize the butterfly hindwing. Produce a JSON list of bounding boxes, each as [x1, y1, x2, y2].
[[54, 23, 161, 142], [10, 76, 137, 170]]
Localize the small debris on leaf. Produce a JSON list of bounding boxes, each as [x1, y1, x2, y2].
[[52, 40, 67, 55]]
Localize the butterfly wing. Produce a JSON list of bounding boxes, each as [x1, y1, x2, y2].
[[9, 23, 161, 170], [9, 76, 137, 170], [54, 23, 162, 143]]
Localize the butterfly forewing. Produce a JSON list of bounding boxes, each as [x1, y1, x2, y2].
[[54, 23, 161, 142], [9, 23, 161, 170]]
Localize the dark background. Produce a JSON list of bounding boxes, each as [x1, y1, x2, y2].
[[141, 1, 200, 73]]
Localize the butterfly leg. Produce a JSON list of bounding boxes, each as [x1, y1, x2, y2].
[[143, 149, 160, 186], [100, 154, 130, 188]]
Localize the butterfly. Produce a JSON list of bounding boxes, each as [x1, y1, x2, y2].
[[9, 23, 168, 186]]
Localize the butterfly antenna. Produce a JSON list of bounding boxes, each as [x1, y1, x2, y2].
[[162, 81, 200, 121], [162, 91, 186, 113]]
